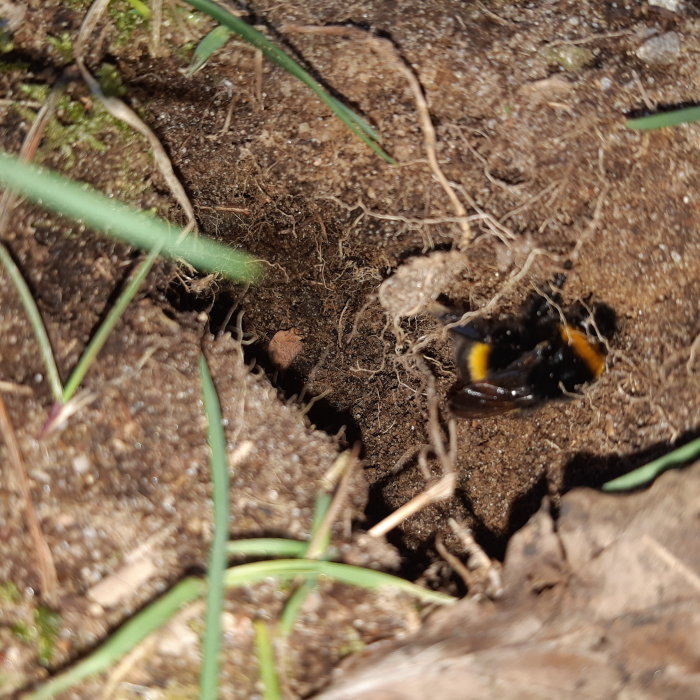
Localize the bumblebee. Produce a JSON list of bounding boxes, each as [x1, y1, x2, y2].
[[442, 296, 614, 418]]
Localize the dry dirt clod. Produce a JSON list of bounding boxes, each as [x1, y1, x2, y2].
[[378, 251, 466, 319], [268, 327, 304, 369]]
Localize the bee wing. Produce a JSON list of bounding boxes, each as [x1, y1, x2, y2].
[[448, 347, 544, 417], [448, 380, 539, 417]]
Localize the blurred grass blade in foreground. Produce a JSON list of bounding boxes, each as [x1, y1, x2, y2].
[[626, 105, 700, 130], [199, 354, 230, 699], [602, 436, 700, 492], [0, 152, 260, 282]]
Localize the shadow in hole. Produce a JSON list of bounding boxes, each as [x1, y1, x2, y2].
[[245, 337, 362, 444], [363, 467, 550, 581], [363, 477, 421, 577], [454, 471, 550, 563], [562, 426, 700, 492], [395, 241, 454, 265], [363, 473, 465, 582], [164, 279, 362, 443]]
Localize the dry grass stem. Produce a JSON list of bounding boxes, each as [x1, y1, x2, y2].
[[368, 472, 456, 538], [77, 60, 197, 230], [307, 444, 360, 558], [0, 393, 58, 600], [0, 381, 32, 395], [151, 0, 163, 57], [75, 4, 197, 229], [74, 0, 110, 58], [0, 84, 60, 236], [42, 390, 98, 436], [254, 48, 264, 107]]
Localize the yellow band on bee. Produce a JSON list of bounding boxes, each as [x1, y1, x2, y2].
[[468, 342, 491, 381], [560, 325, 605, 377]]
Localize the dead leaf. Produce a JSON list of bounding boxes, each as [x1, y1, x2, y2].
[[317, 461, 700, 700]]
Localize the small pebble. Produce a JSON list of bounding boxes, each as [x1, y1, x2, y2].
[[649, 0, 683, 12], [637, 32, 681, 65]]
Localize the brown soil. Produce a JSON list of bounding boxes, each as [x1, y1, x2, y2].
[[1, 0, 699, 697]]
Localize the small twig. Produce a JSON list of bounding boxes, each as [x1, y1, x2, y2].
[[254, 48, 264, 108], [448, 518, 503, 599], [390, 443, 430, 475], [477, 2, 517, 27], [0, 381, 32, 395], [546, 30, 633, 48], [150, 0, 163, 57], [435, 535, 474, 590], [368, 472, 456, 538], [687, 332, 700, 375], [0, 393, 58, 600]]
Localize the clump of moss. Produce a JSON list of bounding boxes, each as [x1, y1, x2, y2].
[[9, 604, 62, 667], [97, 62, 127, 97], [47, 31, 74, 63], [16, 83, 132, 169], [108, 0, 148, 45], [541, 44, 594, 72], [0, 581, 21, 603]]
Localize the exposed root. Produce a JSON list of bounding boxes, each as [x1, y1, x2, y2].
[[282, 24, 472, 245]]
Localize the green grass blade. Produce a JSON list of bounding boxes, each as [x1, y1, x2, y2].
[[224, 559, 456, 605], [199, 354, 230, 700], [626, 106, 700, 130], [0, 153, 261, 281], [61, 246, 160, 403], [277, 493, 331, 636], [181, 0, 395, 163], [602, 436, 700, 492], [226, 538, 310, 558], [254, 621, 282, 700], [124, 0, 151, 18], [0, 241, 63, 401], [23, 577, 204, 700], [187, 26, 233, 76], [279, 579, 317, 637]]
